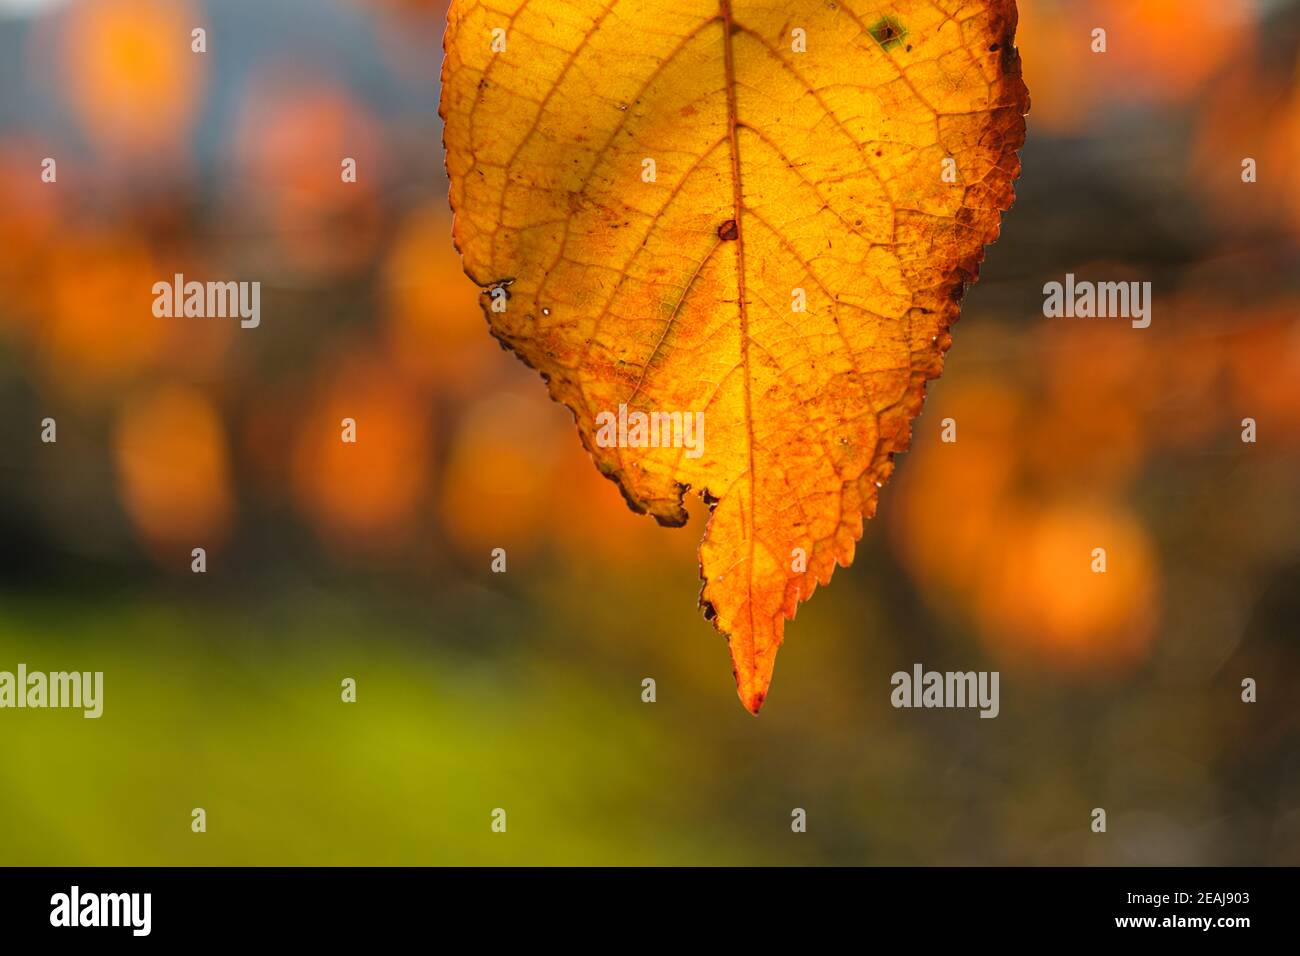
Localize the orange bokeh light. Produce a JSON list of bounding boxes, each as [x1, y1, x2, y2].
[[893, 373, 1160, 674], [382, 203, 495, 393], [438, 391, 565, 558], [113, 383, 234, 558], [55, 0, 206, 159], [976, 500, 1158, 672], [1017, 0, 1254, 134], [230, 69, 386, 277], [291, 355, 432, 550], [38, 230, 166, 393]]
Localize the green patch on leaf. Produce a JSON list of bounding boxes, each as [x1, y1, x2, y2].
[[868, 15, 907, 51]]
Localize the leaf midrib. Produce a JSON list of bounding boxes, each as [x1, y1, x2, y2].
[[717, 0, 759, 672]]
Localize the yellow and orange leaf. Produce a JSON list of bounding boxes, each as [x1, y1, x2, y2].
[[441, 0, 1028, 712]]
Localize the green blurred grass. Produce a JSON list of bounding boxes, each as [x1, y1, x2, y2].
[[1, 554, 1294, 867], [0, 593, 761, 865]]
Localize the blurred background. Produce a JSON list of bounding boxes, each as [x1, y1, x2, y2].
[[0, 0, 1298, 865]]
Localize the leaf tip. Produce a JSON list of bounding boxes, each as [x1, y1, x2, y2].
[[737, 682, 767, 716], [732, 658, 773, 714]]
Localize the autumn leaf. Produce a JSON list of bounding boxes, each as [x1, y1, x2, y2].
[[441, 0, 1028, 713]]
